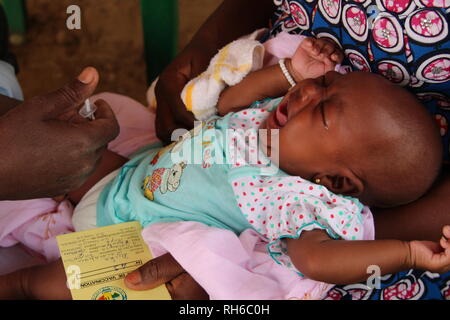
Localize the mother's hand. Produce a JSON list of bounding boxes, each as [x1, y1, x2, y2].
[[124, 253, 208, 300], [154, 43, 215, 144], [0, 67, 119, 200]]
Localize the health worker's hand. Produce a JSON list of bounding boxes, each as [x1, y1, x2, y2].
[[0, 67, 119, 200]]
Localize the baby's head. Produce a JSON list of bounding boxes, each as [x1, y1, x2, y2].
[[263, 71, 442, 207]]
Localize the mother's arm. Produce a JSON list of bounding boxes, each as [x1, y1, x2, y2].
[[374, 165, 450, 242]]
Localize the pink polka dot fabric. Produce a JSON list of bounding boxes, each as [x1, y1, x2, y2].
[[231, 175, 369, 275]]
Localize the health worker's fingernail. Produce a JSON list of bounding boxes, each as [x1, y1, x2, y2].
[[78, 68, 95, 84], [126, 271, 142, 285]]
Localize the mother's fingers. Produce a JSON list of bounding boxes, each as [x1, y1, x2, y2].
[[124, 253, 185, 291], [167, 272, 209, 300], [156, 77, 195, 129]]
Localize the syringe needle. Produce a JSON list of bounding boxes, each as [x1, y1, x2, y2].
[[79, 99, 97, 120]]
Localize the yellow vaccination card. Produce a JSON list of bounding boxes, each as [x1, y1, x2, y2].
[[56, 221, 171, 300]]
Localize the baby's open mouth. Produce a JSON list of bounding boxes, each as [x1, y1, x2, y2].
[[275, 101, 289, 127], [264, 100, 289, 130]]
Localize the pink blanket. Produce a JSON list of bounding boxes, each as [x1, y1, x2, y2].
[[144, 204, 374, 300], [144, 222, 334, 300]]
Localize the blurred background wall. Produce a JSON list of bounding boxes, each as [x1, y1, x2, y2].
[[10, 0, 222, 104]]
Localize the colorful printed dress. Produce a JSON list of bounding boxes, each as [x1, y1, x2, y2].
[[268, 0, 450, 299], [97, 98, 373, 276]]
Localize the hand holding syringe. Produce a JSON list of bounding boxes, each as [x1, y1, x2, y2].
[[79, 99, 97, 120]]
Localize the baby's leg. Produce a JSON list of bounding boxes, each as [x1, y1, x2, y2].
[[0, 259, 70, 300], [66, 149, 128, 204]]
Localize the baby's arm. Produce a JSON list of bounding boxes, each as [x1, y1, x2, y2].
[[216, 63, 291, 115], [217, 37, 343, 116], [287, 226, 450, 284]]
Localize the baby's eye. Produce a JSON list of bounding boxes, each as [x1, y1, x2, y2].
[[320, 102, 329, 129]]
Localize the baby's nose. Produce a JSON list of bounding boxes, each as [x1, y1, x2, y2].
[[289, 81, 323, 114], [302, 83, 322, 99]]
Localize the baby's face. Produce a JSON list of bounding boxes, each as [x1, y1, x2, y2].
[[261, 71, 404, 200]]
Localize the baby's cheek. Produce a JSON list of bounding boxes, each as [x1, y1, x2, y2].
[[277, 127, 325, 176], [275, 135, 302, 173]]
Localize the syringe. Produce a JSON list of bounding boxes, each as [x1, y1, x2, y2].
[[79, 99, 97, 121]]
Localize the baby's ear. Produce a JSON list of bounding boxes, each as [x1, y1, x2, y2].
[[315, 172, 364, 197]]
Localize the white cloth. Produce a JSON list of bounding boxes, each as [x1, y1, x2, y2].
[[180, 33, 266, 120]]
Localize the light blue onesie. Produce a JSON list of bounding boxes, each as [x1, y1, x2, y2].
[[96, 99, 285, 234]]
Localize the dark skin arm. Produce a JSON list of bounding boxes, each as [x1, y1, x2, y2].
[[66, 149, 128, 204], [287, 230, 411, 284], [287, 227, 450, 284], [217, 37, 343, 115], [217, 63, 291, 115]]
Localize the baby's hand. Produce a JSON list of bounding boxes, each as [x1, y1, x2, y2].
[[409, 225, 450, 274], [289, 37, 344, 82]]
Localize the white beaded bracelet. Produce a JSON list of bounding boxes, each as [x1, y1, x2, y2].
[[279, 58, 297, 88]]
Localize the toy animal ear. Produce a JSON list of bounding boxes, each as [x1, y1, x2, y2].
[[160, 171, 169, 194]]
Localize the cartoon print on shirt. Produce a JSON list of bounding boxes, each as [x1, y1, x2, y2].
[[143, 162, 187, 201], [202, 145, 213, 168], [150, 142, 177, 166], [201, 118, 220, 168]]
